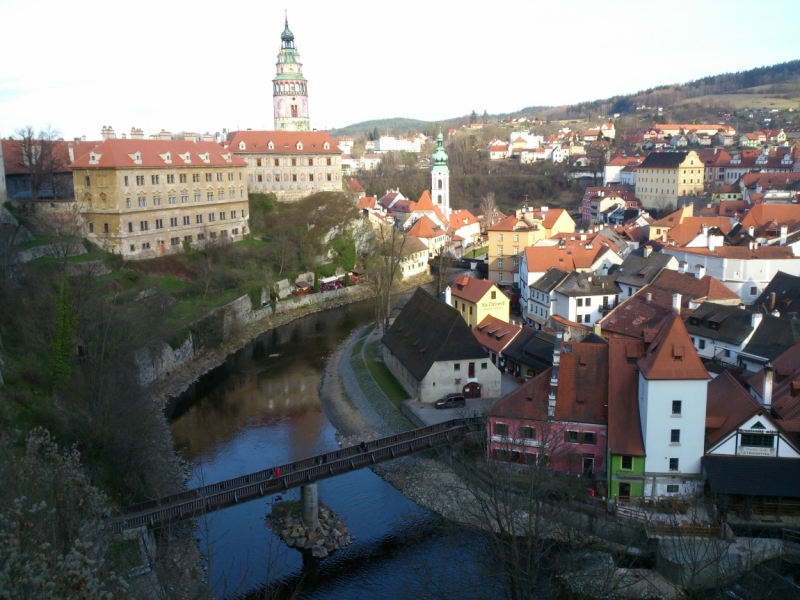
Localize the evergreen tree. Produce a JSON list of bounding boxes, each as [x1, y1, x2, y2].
[[313, 272, 320, 293], [470, 110, 478, 124]]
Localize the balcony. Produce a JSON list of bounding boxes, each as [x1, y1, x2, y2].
[[598, 302, 616, 315]]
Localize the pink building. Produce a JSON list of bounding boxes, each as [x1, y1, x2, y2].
[[487, 338, 609, 476]]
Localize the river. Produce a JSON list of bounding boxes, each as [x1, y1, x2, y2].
[[169, 299, 503, 599]]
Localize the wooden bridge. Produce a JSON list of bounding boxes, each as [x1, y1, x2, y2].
[[114, 417, 481, 532]]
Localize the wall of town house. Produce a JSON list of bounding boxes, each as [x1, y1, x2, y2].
[[487, 416, 607, 473], [421, 358, 501, 403], [73, 166, 249, 259], [708, 414, 800, 458], [240, 152, 342, 201]]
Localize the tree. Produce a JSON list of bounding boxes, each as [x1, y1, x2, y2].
[[434, 251, 455, 299], [482, 109, 489, 124], [470, 110, 478, 124], [365, 223, 408, 332], [12, 125, 65, 201], [50, 277, 77, 389], [480, 192, 499, 230]]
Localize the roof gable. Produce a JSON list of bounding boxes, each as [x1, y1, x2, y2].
[[383, 288, 488, 381], [637, 312, 709, 380]]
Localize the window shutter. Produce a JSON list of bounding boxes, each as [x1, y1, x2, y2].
[[564, 431, 570, 443], [578, 432, 585, 444]]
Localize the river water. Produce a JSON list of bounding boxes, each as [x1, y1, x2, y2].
[[169, 299, 502, 599]]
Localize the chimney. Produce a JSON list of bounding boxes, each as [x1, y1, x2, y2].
[[708, 236, 716, 252], [702, 224, 709, 236], [750, 311, 763, 331], [769, 292, 777, 312], [130, 127, 144, 139], [100, 125, 116, 140], [781, 225, 788, 246], [445, 285, 452, 306], [678, 261, 686, 274], [695, 264, 706, 279], [672, 293, 682, 313], [748, 225, 755, 237], [548, 334, 563, 419], [67, 144, 74, 163], [763, 364, 774, 411], [184, 132, 199, 142], [643, 246, 652, 258], [646, 292, 652, 304]]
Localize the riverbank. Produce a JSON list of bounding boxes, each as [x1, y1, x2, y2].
[[152, 273, 432, 402]]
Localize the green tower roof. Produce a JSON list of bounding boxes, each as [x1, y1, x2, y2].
[[281, 14, 295, 45], [432, 132, 449, 173]]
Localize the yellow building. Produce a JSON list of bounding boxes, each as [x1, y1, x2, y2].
[[448, 274, 508, 327], [225, 130, 343, 202], [70, 137, 249, 258], [487, 207, 576, 286], [635, 150, 704, 210]]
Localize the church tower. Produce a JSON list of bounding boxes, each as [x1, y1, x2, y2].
[[273, 15, 310, 131], [431, 132, 450, 218]]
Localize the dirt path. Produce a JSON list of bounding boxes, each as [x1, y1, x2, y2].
[[318, 330, 374, 438]]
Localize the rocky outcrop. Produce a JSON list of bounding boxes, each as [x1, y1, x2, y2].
[[267, 501, 354, 558]]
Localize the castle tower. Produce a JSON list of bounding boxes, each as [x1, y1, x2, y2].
[[431, 132, 450, 218], [273, 15, 310, 131]]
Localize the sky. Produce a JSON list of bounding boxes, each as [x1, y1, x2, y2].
[[1, 0, 799, 140]]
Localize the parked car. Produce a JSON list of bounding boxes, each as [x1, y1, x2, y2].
[[435, 394, 466, 410]]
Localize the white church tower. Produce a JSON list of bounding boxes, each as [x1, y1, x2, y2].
[[273, 15, 310, 131], [431, 132, 450, 218]]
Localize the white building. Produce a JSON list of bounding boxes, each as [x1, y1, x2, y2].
[[637, 314, 710, 497], [662, 245, 800, 304], [374, 136, 421, 154], [552, 272, 621, 326]]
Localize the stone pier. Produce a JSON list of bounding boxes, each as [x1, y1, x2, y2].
[[301, 483, 319, 528]]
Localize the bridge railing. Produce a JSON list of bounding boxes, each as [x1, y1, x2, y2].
[[117, 417, 481, 529]]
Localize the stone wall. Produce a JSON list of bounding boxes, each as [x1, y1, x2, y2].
[[137, 283, 374, 386]]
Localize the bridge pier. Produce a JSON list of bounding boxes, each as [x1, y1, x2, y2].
[[301, 483, 319, 528]]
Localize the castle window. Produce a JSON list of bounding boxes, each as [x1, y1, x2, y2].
[[438, 195, 442, 204], [438, 179, 442, 190]]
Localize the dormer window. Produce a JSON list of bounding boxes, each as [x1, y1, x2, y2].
[[323, 142, 330, 150], [268, 141, 275, 150], [159, 151, 172, 164], [127, 152, 142, 164], [89, 152, 101, 165], [198, 152, 210, 163], [239, 141, 246, 150], [179, 152, 191, 163], [296, 142, 303, 150]]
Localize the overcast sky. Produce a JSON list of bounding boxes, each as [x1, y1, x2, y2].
[[1, 0, 799, 140]]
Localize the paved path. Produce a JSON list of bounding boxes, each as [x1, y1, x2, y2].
[[338, 326, 414, 436]]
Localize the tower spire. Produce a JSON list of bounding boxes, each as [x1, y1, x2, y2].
[[273, 16, 309, 131]]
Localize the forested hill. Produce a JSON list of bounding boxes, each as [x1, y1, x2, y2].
[[330, 59, 800, 134], [329, 118, 435, 137], [519, 59, 800, 119]]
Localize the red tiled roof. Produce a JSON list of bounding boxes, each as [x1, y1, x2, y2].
[[748, 342, 800, 420], [401, 235, 428, 255], [451, 274, 498, 304], [3, 139, 98, 175], [489, 341, 609, 425], [650, 270, 740, 302], [637, 312, 709, 380], [523, 244, 610, 274], [406, 215, 442, 238], [598, 287, 675, 339], [357, 196, 376, 210], [664, 217, 732, 246], [224, 130, 341, 154], [69, 138, 246, 169], [347, 178, 365, 193], [415, 190, 435, 211], [449, 209, 479, 230], [473, 315, 521, 354], [740, 204, 800, 232], [607, 338, 646, 456], [705, 370, 763, 448], [491, 145, 509, 152]]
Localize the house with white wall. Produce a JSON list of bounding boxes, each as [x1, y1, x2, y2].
[[662, 245, 800, 304], [684, 302, 760, 366], [636, 313, 710, 497], [551, 272, 620, 327], [383, 288, 501, 402]]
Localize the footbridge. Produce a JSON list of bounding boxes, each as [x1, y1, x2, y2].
[[115, 417, 481, 532]]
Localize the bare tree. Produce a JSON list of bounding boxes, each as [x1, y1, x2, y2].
[[12, 125, 65, 202], [481, 192, 499, 229], [365, 223, 408, 332]]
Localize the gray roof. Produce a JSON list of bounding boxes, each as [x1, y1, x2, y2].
[[741, 315, 800, 361], [640, 151, 689, 169], [382, 288, 487, 381], [531, 268, 571, 293], [614, 250, 675, 289], [685, 302, 754, 346], [503, 329, 556, 373], [554, 272, 620, 298], [752, 271, 800, 318]]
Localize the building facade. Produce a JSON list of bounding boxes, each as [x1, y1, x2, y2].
[[273, 17, 310, 131], [635, 150, 704, 209], [69, 138, 249, 259], [225, 130, 342, 202]]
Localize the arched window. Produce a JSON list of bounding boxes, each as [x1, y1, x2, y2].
[[438, 179, 442, 190], [437, 194, 442, 204]]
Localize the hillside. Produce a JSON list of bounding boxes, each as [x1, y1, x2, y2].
[[331, 60, 800, 134]]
